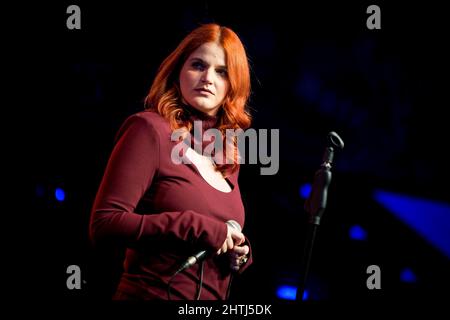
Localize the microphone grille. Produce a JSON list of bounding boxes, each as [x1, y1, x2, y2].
[[226, 220, 242, 232]]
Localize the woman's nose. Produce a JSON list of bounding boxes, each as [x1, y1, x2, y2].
[[201, 69, 214, 84]]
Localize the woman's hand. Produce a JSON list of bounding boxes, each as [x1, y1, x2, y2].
[[228, 245, 249, 272], [216, 223, 245, 255]]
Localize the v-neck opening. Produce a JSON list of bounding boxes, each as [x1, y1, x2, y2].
[[184, 148, 234, 194]]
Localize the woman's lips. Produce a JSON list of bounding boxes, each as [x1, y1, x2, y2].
[[195, 88, 214, 95]]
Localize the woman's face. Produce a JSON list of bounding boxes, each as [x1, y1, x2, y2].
[[179, 42, 229, 116]]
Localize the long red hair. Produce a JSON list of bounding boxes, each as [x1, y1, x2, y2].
[[144, 23, 251, 176]]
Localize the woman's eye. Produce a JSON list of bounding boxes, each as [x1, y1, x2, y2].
[[192, 62, 205, 70], [217, 69, 228, 77]]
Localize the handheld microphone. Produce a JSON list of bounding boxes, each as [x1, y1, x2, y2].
[[175, 220, 242, 274]]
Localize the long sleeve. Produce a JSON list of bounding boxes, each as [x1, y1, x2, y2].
[[89, 113, 227, 250]]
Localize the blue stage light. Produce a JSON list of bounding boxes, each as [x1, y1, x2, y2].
[[276, 285, 309, 301], [299, 183, 312, 199], [374, 189, 450, 259], [349, 225, 367, 241], [55, 188, 65, 202], [400, 268, 417, 283]]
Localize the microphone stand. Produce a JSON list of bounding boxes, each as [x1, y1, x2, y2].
[[296, 132, 344, 301]]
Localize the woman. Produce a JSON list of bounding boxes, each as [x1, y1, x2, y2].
[[90, 23, 253, 300]]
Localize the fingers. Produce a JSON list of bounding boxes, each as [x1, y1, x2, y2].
[[224, 236, 233, 253], [229, 245, 249, 271], [217, 224, 246, 255], [231, 245, 249, 256], [231, 265, 240, 272], [217, 239, 232, 255], [229, 228, 245, 246]]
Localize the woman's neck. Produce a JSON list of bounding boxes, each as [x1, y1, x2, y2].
[[182, 103, 220, 131]]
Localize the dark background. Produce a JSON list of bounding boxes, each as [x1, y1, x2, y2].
[[19, 0, 449, 307]]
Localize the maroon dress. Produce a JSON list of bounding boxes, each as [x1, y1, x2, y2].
[[90, 109, 252, 300]]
